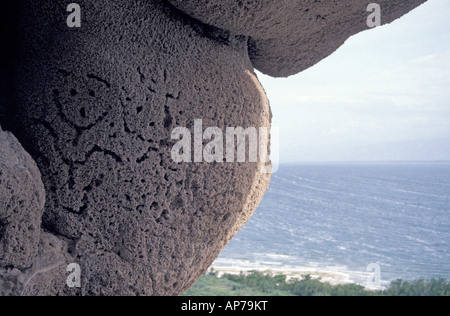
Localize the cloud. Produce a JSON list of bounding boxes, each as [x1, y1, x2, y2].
[[258, 0, 450, 162]]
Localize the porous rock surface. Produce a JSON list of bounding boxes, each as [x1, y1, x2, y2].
[[168, 0, 427, 77], [0, 0, 426, 296], [2, 0, 271, 296], [0, 128, 70, 296], [0, 231, 70, 296]]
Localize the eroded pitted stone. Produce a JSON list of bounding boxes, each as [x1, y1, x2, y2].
[[3, 0, 271, 295], [0, 231, 71, 296], [0, 126, 45, 269], [167, 0, 427, 77]]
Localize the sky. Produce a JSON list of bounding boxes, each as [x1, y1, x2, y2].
[[258, 0, 450, 163]]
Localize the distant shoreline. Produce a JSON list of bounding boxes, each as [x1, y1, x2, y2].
[[186, 269, 450, 296], [209, 266, 358, 287]]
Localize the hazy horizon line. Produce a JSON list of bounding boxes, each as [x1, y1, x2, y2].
[[278, 160, 450, 164]]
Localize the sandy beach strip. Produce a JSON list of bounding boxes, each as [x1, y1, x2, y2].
[[208, 265, 357, 286]]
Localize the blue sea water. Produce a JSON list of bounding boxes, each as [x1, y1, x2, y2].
[[213, 162, 450, 287]]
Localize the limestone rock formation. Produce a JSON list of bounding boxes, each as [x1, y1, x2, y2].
[[2, 0, 271, 296], [0, 0, 427, 296], [0, 127, 70, 296], [0, 126, 45, 269], [167, 0, 427, 77], [1, 231, 71, 296]]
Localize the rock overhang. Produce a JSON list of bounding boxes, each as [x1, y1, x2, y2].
[[167, 0, 428, 77]]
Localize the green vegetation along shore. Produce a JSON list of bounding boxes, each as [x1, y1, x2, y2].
[[183, 271, 450, 296]]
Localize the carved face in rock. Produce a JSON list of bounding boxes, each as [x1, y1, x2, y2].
[[0, 0, 426, 295]]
